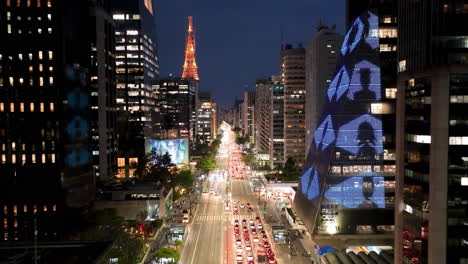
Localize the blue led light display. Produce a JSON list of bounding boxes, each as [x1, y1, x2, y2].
[[65, 116, 89, 137], [341, 17, 364, 55], [296, 11, 389, 215], [327, 66, 351, 102], [65, 148, 91, 167], [67, 88, 89, 109], [335, 114, 383, 155], [313, 115, 335, 151]]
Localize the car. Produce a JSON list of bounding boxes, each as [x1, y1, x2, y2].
[[266, 248, 274, 257], [242, 219, 247, 225], [236, 245, 243, 253], [264, 242, 270, 248], [261, 230, 266, 234], [233, 210, 239, 215], [236, 254, 243, 261], [251, 229, 257, 235], [234, 219, 239, 225], [268, 257, 277, 264], [249, 219, 254, 224], [247, 254, 254, 261], [248, 261, 255, 264], [253, 236, 259, 243], [247, 203, 250, 207], [255, 216, 261, 222], [250, 224, 255, 230], [245, 245, 252, 251], [244, 236, 250, 242], [262, 235, 268, 242], [236, 239, 242, 245], [244, 230, 249, 236], [234, 224, 240, 230], [257, 224, 263, 230], [235, 231, 240, 237], [242, 226, 248, 231], [233, 200, 239, 204], [248, 207, 253, 212], [240, 204, 245, 209]]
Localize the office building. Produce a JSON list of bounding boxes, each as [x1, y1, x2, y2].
[[111, 0, 159, 178], [241, 91, 255, 145], [294, 11, 395, 248], [281, 44, 306, 167], [255, 79, 272, 156], [197, 93, 218, 144], [0, 0, 109, 245], [155, 78, 196, 140], [305, 24, 342, 156], [270, 80, 285, 170], [395, 1, 468, 264]]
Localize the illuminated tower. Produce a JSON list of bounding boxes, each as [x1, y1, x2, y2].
[[182, 16, 200, 80]]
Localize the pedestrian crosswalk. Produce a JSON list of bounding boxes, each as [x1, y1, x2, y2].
[[194, 214, 259, 222]]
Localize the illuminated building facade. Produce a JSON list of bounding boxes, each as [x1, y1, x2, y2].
[[305, 25, 342, 156], [155, 78, 196, 141], [395, 1, 468, 263], [242, 91, 255, 145], [0, 0, 109, 245], [294, 12, 395, 248], [196, 92, 218, 144], [281, 44, 306, 167], [254, 79, 272, 155], [111, 0, 159, 177], [270, 78, 285, 169]]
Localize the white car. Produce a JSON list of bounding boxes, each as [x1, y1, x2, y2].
[[236, 245, 243, 253], [247, 254, 254, 261], [236, 254, 243, 261], [249, 219, 254, 224], [240, 204, 245, 208], [257, 224, 263, 230], [245, 245, 252, 251]]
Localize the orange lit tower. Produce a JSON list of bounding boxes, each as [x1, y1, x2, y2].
[[182, 16, 199, 80]]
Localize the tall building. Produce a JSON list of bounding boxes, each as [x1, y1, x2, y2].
[[196, 92, 217, 144], [270, 78, 285, 169], [395, 1, 468, 264], [294, 11, 394, 248], [241, 91, 255, 144], [181, 16, 200, 143], [155, 78, 196, 140], [281, 44, 306, 167], [254, 79, 272, 156], [0, 0, 110, 244], [305, 24, 342, 156], [111, 0, 159, 178]]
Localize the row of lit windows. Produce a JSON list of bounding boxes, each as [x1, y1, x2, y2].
[[5, 0, 52, 7], [379, 28, 397, 38], [0, 102, 53, 112], [450, 95, 468, 103], [2, 204, 56, 217], [380, 44, 397, 52], [112, 14, 140, 21], [7, 24, 52, 34], [2, 141, 54, 151], [1, 153, 56, 164], [6, 12, 52, 21], [0, 51, 53, 61], [1, 76, 53, 86]]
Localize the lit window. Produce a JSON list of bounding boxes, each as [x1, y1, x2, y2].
[[49, 102, 54, 112], [20, 103, 24, 112], [449, 137, 468, 145], [21, 154, 26, 164], [0, 78, 2, 86], [36, 0, 40, 7], [51, 153, 55, 163], [113, 14, 125, 20], [18, 53, 23, 60], [28, 53, 33, 60], [0, 103, 3, 112], [39, 77, 43, 86], [47, 27, 52, 34], [6, 0, 10, 7], [27, 0, 30, 6], [126, 30, 138, 35], [12, 154, 16, 164], [10, 103, 14, 112], [383, 16, 392, 23], [9, 77, 13, 86], [38, 28, 42, 34], [49, 77, 53, 85], [38, 51, 43, 60], [47, 14, 51, 20], [29, 66, 33, 72], [49, 66, 53, 72], [12, 142, 15, 151], [385, 88, 397, 99], [48, 51, 53, 60], [7, 24, 11, 34], [39, 64, 43, 72], [19, 78, 24, 84], [398, 60, 406, 72], [378, 28, 397, 38], [23, 205, 27, 213], [1, 154, 5, 164], [30, 102, 34, 112], [46, 0, 50, 7], [52, 204, 56, 211], [40, 102, 44, 112], [31, 154, 36, 163], [41, 154, 46, 163]]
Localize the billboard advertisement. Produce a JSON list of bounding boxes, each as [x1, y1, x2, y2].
[[145, 138, 189, 165]]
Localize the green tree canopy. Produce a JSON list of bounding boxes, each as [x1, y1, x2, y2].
[[177, 170, 195, 189], [196, 156, 216, 173], [155, 247, 180, 262], [282, 157, 300, 180]]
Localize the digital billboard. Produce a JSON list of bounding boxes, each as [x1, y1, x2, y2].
[[294, 11, 393, 236], [145, 138, 189, 165]]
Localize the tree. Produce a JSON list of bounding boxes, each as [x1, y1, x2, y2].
[[235, 136, 247, 145], [155, 247, 180, 263], [283, 157, 300, 180], [196, 157, 216, 173], [177, 170, 195, 189]]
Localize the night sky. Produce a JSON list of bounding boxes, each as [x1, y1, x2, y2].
[[155, 0, 345, 108]]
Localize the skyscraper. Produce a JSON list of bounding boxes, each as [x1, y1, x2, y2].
[[111, 0, 159, 178], [395, 1, 468, 263], [197, 92, 218, 144], [0, 0, 110, 243], [241, 91, 255, 145], [155, 78, 196, 140], [270, 78, 285, 170], [305, 25, 343, 156], [254, 79, 273, 157], [281, 44, 306, 167], [294, 11, 394, 247]]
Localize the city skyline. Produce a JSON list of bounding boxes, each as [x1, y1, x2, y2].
[[155, 0, 345, 107]]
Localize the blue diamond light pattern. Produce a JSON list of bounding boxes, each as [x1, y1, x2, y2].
[[313, 115, 335, 151]]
